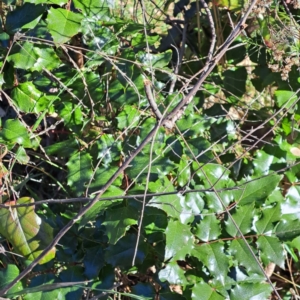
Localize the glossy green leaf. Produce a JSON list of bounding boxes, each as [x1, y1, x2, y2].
[[8, 42, 60, 71], [256, 236, 285, 268], [6, 3, 46, 33], [274, 90, 297, 108], [1, 119, 39, 148], [192, 242, 229, 284], [11, 82, 43, 113], [254, 204, 281, 234], [73, 0, 114, 16], [15, 146, 30, 164], [276, 217, 300, 241], [25, 0, 67, 4], [177, 155, 191, 187], [47, 8, 83, 44], [191, 281, 224, 300], [103, 206, 139, 244], [230, 282, 272, 300], [159, 261, 186, 285], [79, 186, 123, 228], [83, 246, 105, 279], [117, 105, 140, 130], [194, 215, 221, 242], [164, 219, 194, 260], [137, 50, 172, 68], [66, 151, 93, 196], [0, 197, 56, 264], [0, 264, 23, 294], [237, 175, 282, 206], [225, 204, 255, 237], [228, 239, 262, 275]]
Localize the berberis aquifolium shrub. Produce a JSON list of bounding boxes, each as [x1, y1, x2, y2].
[[0, 0, 300, 299]]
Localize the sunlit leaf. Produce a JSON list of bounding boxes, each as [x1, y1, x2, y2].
[[0, 197, 56, 264]]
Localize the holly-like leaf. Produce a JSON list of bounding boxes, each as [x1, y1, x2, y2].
[[177, 155, 191, 187], [256, 236, 285, 268], [237, 175, 282, 206], [230, 282, 272, 300], [191, 281, 224, 300], [117, 105, 140, 130], [66, 151, 93, 196], [83, 246, 105, 279], [192, 242, 229, 284], [228, 239, 262, 275], [105, 233, 148, 268], [8, 42, 60, 72], [103, 206, 139, 244], [274, 90, 297, 108], [1, 119, 39, 149], [225, 204, 255, 237], [194, 215, 221, 242], [47, 8, 83, 44], [159, 261, 186, 285], [0, 197, 56, 264], [254, 204, 281, 234], [0, 264, 23, 294], [6, 3, 46, 34], [11, 82, 43, 113], [164, 219, 194, 260]]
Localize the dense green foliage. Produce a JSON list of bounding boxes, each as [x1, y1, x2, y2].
[[0, 0, 300, 299]]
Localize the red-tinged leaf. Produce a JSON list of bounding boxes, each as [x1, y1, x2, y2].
[[0, 197, 55, 264]]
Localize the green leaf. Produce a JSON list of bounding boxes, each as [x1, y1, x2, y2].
[[0, 264, 23, 294], [103, 206, 139, 244], [223, 68, 247, 100], [79, 186, 123, 228], [148, 178, 205, 224], [276, 217, 300, 241], [73, 0, 114, 16], [58, 101, 83, 127], [1, 119, 39, 148], [143, 206, 168, 234], [159, 261, 186, 285], [137, 50, 172, 68], [228, 239, 262, 275], [274, 90, 297, 108], [47, 7, 83, 44], [225, 204, 255, 237], [191, 281, 224, 300], [83, 246, 105, 279], [66, 151, 93, 196], [194, 215, 221, 242], [25, 0, 68, 4], [230, 283, 272, 300], [177, 155, 191, 187], [6, 3, 46, 34], [256, 236, 285, 268], [254, 204, 281, 234], [8, 42, 60, 71], [117, 105, 140, 130], [0, 197, 56, 264], [11, 82, 44, 113], [192, 242, 229, 284], [15, 146, 30, 164], [164, 219, 194, 260], [238, 175, 282, 206], [105, 233, 148, 268]]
